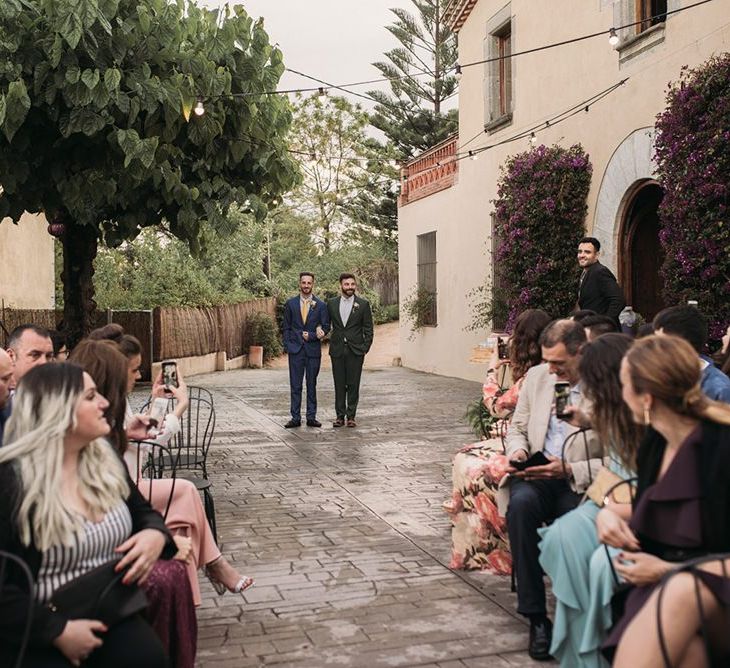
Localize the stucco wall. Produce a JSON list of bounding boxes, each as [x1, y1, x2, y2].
[[0, 213, 55, 309], [398, 0, 730, 381]]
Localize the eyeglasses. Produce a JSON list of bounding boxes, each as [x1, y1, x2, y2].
[[54, 349, 70, 361]]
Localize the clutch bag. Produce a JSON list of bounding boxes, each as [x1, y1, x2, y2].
[[48, 558, 148, 626], [585, 467, 634, 507]]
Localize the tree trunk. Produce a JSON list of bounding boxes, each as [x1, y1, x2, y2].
[[59, 219, 98, 347]]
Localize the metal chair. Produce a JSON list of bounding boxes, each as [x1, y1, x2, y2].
[[0, 550, 34, 668], [133, 441, 180, 521]]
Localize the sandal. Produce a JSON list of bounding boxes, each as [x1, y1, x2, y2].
[[204, 558, 254, 596]]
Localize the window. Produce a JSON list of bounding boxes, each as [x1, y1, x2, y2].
[[496, 27, 512, 118], [417, 232, 437, 326], [484, 5, 513, 130], [636, 0, 667, 34]]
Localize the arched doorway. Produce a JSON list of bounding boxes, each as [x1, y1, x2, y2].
[[619, 181, 666, 321]]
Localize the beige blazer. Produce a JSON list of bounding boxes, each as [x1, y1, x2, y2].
[[504, 363, 604, 493]]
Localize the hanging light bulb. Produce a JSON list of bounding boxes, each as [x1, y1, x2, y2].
[[529, 132, 537, 146], [468, 150, 478, 161], [608, 28, 619, 46], [318, 87, 327, 96], [455, 64, 462, 80], [194, 97, 205, 116]]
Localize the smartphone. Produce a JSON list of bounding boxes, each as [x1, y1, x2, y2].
[[554, 381, 571, 419], [161, 360, 179, 391], [509, 451, 550, 470], [497, 336, 509, 360], [148, 397, 168, 429]]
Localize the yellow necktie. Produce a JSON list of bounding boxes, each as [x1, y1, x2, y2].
[[300, 300, 308, 323]]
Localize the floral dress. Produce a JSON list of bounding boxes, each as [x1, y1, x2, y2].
[[446, 362, 523, 574]]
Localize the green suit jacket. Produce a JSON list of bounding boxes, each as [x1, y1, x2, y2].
[[327, 295, 374, 357]]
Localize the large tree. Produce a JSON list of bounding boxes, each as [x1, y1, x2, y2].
[[287, 93, 381, 252], [368, 0, 458, 159], [0, 0, 299, 343]]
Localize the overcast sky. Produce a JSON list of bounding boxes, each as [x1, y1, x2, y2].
[[199, 0, 418, 106]]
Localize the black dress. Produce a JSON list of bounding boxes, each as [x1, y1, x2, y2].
[[603, 424, 730, 658]]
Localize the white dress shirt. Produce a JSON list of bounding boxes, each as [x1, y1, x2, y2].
[[339, 294, 355, 326]]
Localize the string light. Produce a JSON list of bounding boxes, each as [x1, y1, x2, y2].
[[608, 28, 619, 46], [455, 64, 462, 80], [317, 87, 327, 96], [529, 132, 537, 146], [194, 97, 205, 116], [468, 150, 478, 161]]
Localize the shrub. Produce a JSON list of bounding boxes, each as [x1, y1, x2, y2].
[[245, 311, 282, 362], [402, 286, 435, 339], [654, 55, 730, 342], [487, 144, 592, 331]]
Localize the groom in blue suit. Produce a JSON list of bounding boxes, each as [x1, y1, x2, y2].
[[282, 272, 330, 428]]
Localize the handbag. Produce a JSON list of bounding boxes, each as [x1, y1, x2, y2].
[[585, 467, 634, 506], [48, 558, 148, 626]]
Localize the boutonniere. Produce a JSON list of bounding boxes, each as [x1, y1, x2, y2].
[[352, 302, 360, 310], [310, 301, 317, 310]]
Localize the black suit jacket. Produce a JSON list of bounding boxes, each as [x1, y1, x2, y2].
[[577, 262, 625, 320], [327, 296, 374, 358]]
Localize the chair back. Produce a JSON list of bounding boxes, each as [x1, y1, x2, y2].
[[133, 441, 179, 520], [172, 387, 215, 479], [0, 550, 34, 668]]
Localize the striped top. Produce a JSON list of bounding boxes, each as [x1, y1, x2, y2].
[[35, 501, 133, 604]]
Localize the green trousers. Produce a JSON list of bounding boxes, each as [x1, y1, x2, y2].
[[331, 349, 365, 419]]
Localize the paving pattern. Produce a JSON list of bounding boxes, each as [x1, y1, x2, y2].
[[166, 366, 544, 667]]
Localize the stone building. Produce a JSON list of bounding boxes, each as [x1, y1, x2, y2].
[[397, 0, 730, 381]]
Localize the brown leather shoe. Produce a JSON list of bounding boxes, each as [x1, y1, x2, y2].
[[332, 418, 345, 427], [346, 419, 357, 428]]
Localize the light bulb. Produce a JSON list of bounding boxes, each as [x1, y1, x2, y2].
[[529, 132, 537, 146], [194, 98, 205, 116], [608, 28, 619, 46], [318, 87, 327, 96], [455, 64, 462, 80], [468, 150, 478, 161]]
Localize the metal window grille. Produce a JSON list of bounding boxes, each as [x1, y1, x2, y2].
[[417, 232, 437, 326]]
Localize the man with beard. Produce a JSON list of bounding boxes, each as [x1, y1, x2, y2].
[[576, 237, 625, 324], [282, 272, 330, 428], [327, 273, 374, 428]]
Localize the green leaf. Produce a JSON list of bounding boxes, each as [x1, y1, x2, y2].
[[2, 79, 31, 142], [104, 68, 122, 92], [81, 69, 100, 90], [65, 66, 81, 84]]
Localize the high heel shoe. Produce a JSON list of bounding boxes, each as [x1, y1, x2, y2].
[[204, 558, 254, 596]]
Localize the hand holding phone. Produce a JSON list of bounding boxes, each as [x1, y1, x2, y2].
[[497, 336, 509, 360], [509, 451, 551, 471], [554, 381, 571, 419], [161, 360, 178, 394]]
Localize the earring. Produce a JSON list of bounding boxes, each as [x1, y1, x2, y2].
[[643, 406, 651, 425]]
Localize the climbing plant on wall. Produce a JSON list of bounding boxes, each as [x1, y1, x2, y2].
[[654, 55, 730, 342]]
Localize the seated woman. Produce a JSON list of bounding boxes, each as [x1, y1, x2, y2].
[[447, 309, 551, 573], [70, 340, 197, 667], [81, 329, 253, 602], [614, 554, 730, 667], [0, 363, 173, 668], [538, 333, 643, 667], [598, 335, 730, 663]]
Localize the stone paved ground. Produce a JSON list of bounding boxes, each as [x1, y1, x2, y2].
[[168, 366, 544, 668]]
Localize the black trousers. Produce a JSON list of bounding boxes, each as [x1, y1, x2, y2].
[[331, 349, 365, 419], [506, 477, 581, 616], [14, 614, 168, 668]]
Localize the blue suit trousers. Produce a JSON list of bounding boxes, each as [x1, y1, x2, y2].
[[288, 349, 321, 421]]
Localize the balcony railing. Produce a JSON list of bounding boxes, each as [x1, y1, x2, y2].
[[399, 134, 459, 207]]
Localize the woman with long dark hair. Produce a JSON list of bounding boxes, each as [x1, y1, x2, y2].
[[538, 333, 644, 667], [448, 309, 551, 574], [0, 363, 173, 667]]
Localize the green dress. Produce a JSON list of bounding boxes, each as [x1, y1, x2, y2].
[[537, 457, 630, 667]]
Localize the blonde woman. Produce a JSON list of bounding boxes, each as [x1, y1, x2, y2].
[[0, 363, 173, 667]]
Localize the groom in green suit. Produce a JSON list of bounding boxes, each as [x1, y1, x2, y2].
[[327, 273, 374, 427]]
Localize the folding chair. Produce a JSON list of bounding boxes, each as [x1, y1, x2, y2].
[[133, 441, 180, 521], [0, 550, 34, 668]]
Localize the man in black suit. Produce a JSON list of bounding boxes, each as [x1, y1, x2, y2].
[[576, 237, 625, 323], [327, 273, 374, 428]]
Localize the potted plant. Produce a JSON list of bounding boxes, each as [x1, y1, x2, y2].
[[245, 311, 282, 368]]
